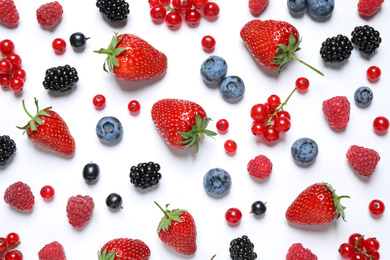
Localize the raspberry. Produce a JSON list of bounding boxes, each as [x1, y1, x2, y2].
[[358, 0, 384, 16], [36, 1, 63, 27], [322, 96, 351, 130], [66, 195, 94, 228], [4, 181, 35, 211], [346, 145, 380, 177], [249, 0, 269, 14], [38, 241, 66, 260], [0, 0, 19, 26], [286, 243, 318, 260], [247, 155, 272, 179]]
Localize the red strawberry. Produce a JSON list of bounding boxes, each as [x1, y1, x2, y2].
[[0, 0, 19, 26], [95, 33, 167, 81], [36, 1, 63, 27], [249, 0, 269, 14], [240, 19, 323, 75], [99, 238, 151, 260], [346, 145, 380, 177], [4, 181, 34, 211], [322, 96, 351, 130], [66, 195, 94, 228], [358, 0, 384, 16], [155, 202, 197, 255], [286, 182, 349, 225], [38, 241, 66, 260], [151, 98, 216, 153], [17, 98, 75, 156], [286, 243, 318, 260], [247, 155, 272, 179]]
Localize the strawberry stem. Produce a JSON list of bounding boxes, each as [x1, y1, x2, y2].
[[290, 54, 324, 76]]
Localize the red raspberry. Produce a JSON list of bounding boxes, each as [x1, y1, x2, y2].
[[322, 96, 350, 130], [3, 181, 35, 211], [247, 155, 272, 179], [249, 0, 269, 14], [358, 0, 384, 16], [286, 243, 318, 260], [38, 241, 66, 260], [346, 145, 380, 177], [36, 1, 63, 28], [66, 195, 94, 228], [0, 0, 19, 26]]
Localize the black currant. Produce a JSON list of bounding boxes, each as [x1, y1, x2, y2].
[[69, 32, 89, 50], [106, 193, 123, 209], [82, 162, 100, 184], [250, 201, 267, 216]]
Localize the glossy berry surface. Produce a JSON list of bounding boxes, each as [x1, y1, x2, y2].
[[295, 77, 310, 93], [0, 60, 12, 74], [150, 5, 166, 23], [82, 162, 100, 184], [106, 193, 123, 209], [202, 2, 219, 21], [6, 233, 19, 247], [250, 201, 266, 215], [354, 86, 373, 107], [149, 0, 160, 7], [216, 119, 229, 133], [200, 55, 227, 84], [6, 54, 21, 69], [367, 66, 381, 82], [129, 161, 162, 189], [274, 117, 291, 133], [0, 40, 15, 55], [184, 9, 201, 27], [224, 139, 237, 155], [165, 11, 182, 30], [40, 185, 55, 200], [373, 116, 389, 134], [9, 77, 24, 92], [364, 237, 380, 252], [201, 35, 216, 52], [203, 168, 232, 197], [69, 32, 89, 50], [369, 199, 385, 216], [220, 76, 245, 102], [96, 116, 124, 144], [0, 238, 7, 254], [174, 0, 193, 13], [291, 137, 319, 166], [251, 121, 266, 136], [52, 38, 66, 54], [348, 233, 365, 251], [128, 100, 141, 114], [267, 94, 281, 110], [262, 126, 279, 143], [4, 250, 23, 260], [93, 94, 106, 109], [250, 103, 268, 123], [193, 0, 208, 9], [225, 207, 242, 225], [338, 242, 354, 259]]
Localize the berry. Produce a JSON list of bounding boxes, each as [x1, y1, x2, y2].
[[287, 0, 307, 14], [373, 116, 389, 134], [128, 100, 141, 114], [69, 32, 89, 50], [369, 199, 385, 216], [36, 1, 63, 27], [251, 121, 266, 136], [192, 0, 208, 9], [338, 242, 355, 259], [367, 66, 381, 82], [165, 10, 182, 30], [225, 208, 242, 225], [82, 162, 100, 184], [307, 0, 335, 18], [43, 65, 79, 93], [364, 237, 380, 253], [4, 250, 23, 260], [346, 145, 380, 177], [6, 233, 19, 247], [6, 53, 21, 69], [247, 155, 272, 179], [150, 5, 166, 23], [249, 0, 269, 14], [262, 126, 279, 143], [250, 103, 268, 123], [184, 9, 201, 27], [276, 110, 291, 120], [149, 0, 159, 7], [0, 59, 12, 74], [0, 39, 15, 55], [160, 0, 171, 5], [291, 137, 319, 166], [295, 77, 310, 93], [354, 86, 373, 107], [250, 201, 266, 215], [96, 0, 130, 23], [200, 55, 228, 84], [52, 38, 66, 55], [220, 76, 245, 102], [92, 94, 106, 110], [100, 238, 151, 260], [229, 235, 257, 260], [203, 168, 232, 197], [286, 243, 317, 260], [358, 0, 384, 16], [267, 94, 281, 110], [9, 77, 24, 92], [4, 181, 34, 211], [320, 34, 353, 63], [216, 119, 229, 133], [38, 241, 66, 260], [351, 252, 368, 260], [129, 161, 162, 189], [0, 135, 16, 166], [202, 2, 219, 21], [201, 35, 216, 52], [173, 0, 193, 13], [12, 68, 26, 81], [351, 25, 381, 55], [0, 238, 7, 254], [96, 116, 123, 144], [274, 117, 291, 133], [106, 193, 123, 209], [322, 96, 351, 130], [0, 0, 19, 26], [40, 185, 55, 200], [224, 139, 237, 155], [66, 195, 94, 228], [348, 233, 365, 250]]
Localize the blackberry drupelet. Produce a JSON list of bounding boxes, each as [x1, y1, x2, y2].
[[320, 34, 353, 63], [43, 65, 79, 93], [229, 235, 257, 260], [0, 135, 17, 166], [129, 162, 162, 189], [96, 0, 130, 23], [351, 25, 381, 55]]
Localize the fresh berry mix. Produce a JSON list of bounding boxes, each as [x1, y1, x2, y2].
[[106, 193, 123, 209], [320, 34, 353, 63], [369, 199, 385, 216], [96, 116, 124, 144], [0, 135, 16, 166], [229, 235, 257, 260], [203, 168, 232, 197], [82, 162, 100, 184], [346, 145, 380, 178], [38, 241, 66, 260], [224, 139, 237, 155], [339, 233, 381, 259], [40, 185, 55, 200], [250, 201, 267, 216], [249, 0, 269, 14], [36, 1, 63, 28], [351, 25, 381, 55], [129, 161, 162, 189], [0, 233, 21, 259], [354, 86, 373, 107], [286, 243, 317, 260], [366, 66, 381, 82], [4, 181, 34, 211], [42, 65, 79, 93], [92, 94, 106, 109], [322, 96, 351, 130], [99, 238, 151, 260], [96, 0, 130, 23], [357, 0, 384, 16], [66, 195, 94, 228], [225, 208, 242, 225], [291, 137, 319, 166], [373, 116, 389, 134], [69, 32, 89, 50], [247, 155, 272, 179], [0, 0, 19, 26], [52, 38, 66, 55]]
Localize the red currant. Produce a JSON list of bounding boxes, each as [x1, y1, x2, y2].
[[185, 9, 201, 27], [52, 38, 66, 55], [373, 116, 389, 134], [173, 0, 193, 13], [5, 250, 23, 260], [128, 100, 141, 114], [216, 119, 229, 133], [369, 199, 385, 216], [250, 103, 269, 123], [225, 208, 242, 225], [6, 233, 19, 247], [0, 39, 15, 55], [338, 243, 354, 259], [202, 2, 219, 21], [6, 54, 22, 69], [276, 110, 291, 120], [251, 121, 266, 136], [192, 0, 208, 9], [364, 237, 380, 253], [12, 68, 26, 81], [150, 5, 167, 24], [262, 126, 279, 143], [148, 0, 160, 7], [224, 139, 237, 155], [165, 11, 182, 30], [349, 233, 365, 251], [371, 251, 380, 260], [367, 66, 381, 82], [0, 75, 10, 88], [274, 117, 291, 133], [201, 35, 216, 52], [9, 77, 24, 92], [267, 94, 281, 110], [159, 0, 171, 5], [40, 185, 55, 200], [0, 238, 8, 254], [92, 94, 106, 110], [295, 77, 310, 93], [0, 59, 12, 74]]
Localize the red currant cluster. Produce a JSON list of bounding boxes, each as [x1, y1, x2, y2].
[[149, 0, 220, 30], [338, 233, 380, 260], [0, 233, 22, 260], [0, 40, 26, 92]]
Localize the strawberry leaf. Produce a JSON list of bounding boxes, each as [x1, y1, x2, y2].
[[155, 202, 186, 233], [323, 182, 350, 222], [17, 98, 52, 134], [95, 32, 127, 73], [98, 248, 115, 260]]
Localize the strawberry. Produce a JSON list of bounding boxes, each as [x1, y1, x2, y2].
[[240, 19, 323, 75], [286, 243, 318, 260], [151, 98, 216, 153], [95, 33, 167, 81], [17, 98, 75, 156], [285, 182, 349, 225], [99, 238, 151, 260], [358, 0, 384, 16], [0, 0, 19, 26], [249, 0, 269, 14], [155, 202, 197, 255], [322, 96, 350, 130], [38, 241, 67, 260], [346, 145, 380, 177]]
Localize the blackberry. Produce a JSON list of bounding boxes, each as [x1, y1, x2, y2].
[[320, 34, 353, 63], [96, 0, 130, 24], [129, 162, 162, 189], [229, 235, 257, 260], [351, 25, 381, 55], [0, 135, 17, 166], [43, 65, 79, 93]]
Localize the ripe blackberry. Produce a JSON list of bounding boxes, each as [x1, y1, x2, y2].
[[43, 65, 79, 93], [0, 135, 16, 166], [351, 25, 381, 55], [320, 34, 353, 63], [229, 235, 257, 260], [129, 161, 162, 189], [96, 0, 130, 24]]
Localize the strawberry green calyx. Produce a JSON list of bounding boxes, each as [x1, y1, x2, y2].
[[94, 32, 126, 73], [323, 182, 350, 222], [98, 248, 115, 260], [274, 34, 324, 76], [16, 97, 52, 133], [179, 114, 217, 153], [155, 201, 186, 233]]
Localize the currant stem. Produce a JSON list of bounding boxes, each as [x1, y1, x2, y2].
[[264, 88, 297, 126], [0, 241, 21, 258], [290, 54, 324, 76], [354, 235, 373, 259]]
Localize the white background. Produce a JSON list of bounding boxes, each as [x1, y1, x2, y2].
[[0, 0, 389, 259]]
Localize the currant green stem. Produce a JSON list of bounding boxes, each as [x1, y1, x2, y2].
[[290, 54, 324, 76], [264, 88, 297, 126], [0, 241, 21, 258], [354, 235, 373, 259]]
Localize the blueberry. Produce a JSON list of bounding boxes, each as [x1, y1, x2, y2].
[[307, 0, 334, 19], [203, 168, 231, 197], [200, 55, 228, 84], [96, 116, 123, 144], [220, 76, 245, 102], [354, 86, 373, 107], [287, 0, 307, 15], [291, 137, 319, 166]]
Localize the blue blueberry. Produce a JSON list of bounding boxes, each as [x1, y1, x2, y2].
[[307, 0, 334, 19], [287, 0, 307, 15], [200, 55, 228, 84], [203, 168, 231, 197], [354, 86, 373, 107], [96, 116, 123, 144], [291, 137, 319, 166], [220, 76, 245, 102]]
